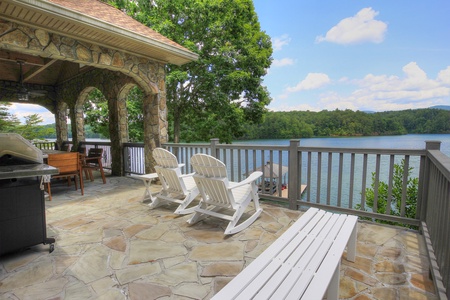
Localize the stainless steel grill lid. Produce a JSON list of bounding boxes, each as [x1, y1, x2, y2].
[[0, 133, 43, 165]]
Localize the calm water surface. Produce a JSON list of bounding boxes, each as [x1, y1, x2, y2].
[[236, 134, 450, 156], [235, 134, 450, 208]]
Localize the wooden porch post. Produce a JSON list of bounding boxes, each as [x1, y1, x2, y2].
[[288, 139, 300, 210]]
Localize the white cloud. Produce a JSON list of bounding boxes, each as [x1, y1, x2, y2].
[[271, 63, 450, 112], [286, 73, 331, 93], [316, 7, 387, 45], [437, 66, 450, 85], [336, 63, 450, 110], [272, 58, 295, 67], [272, 34, 291, 51], [8, 103, 54, 125]]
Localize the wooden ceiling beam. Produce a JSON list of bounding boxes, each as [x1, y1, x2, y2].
[[23, 59, 58, 82], [0, 52, 45, 66]]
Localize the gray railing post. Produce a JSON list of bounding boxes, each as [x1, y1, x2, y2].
[[210, 138, 220, 158], [426, 141, 441, 151], [288, 139, 300, 210], [419, 141, 442, 221]]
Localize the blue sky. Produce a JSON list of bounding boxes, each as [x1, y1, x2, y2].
[[254, 0, 450, 112], [7, 0, 450, 124]]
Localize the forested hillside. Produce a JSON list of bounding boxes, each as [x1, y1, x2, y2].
[[240, 108, 450, 140]]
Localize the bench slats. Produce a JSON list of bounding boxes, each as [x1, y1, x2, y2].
[[212, 208, 358, 300], [214, 208, 321, 299], [272, 215, 344, 299], [301, 216, 358, 299]]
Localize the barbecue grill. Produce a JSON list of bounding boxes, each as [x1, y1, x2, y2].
[[0, 133, 58, 255]]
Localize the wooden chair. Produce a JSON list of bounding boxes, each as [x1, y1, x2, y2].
[[188, 153, 263, 235], [82, 148, 106, 184], [46, 152, 84, 201], [150, 148, 199, 214]]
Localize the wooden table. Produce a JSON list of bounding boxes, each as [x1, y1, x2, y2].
[[41, 149, 68, 159]]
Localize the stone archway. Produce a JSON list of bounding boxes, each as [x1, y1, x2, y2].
[[1, 0, 197, 175], [0, 19, 168, 175]]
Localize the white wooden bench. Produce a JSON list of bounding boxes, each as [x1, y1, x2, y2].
[[212, 207, 358, 300]]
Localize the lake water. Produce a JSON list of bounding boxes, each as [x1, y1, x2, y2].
[[235, 134, 450, 156], [234, 134, 450, 207]]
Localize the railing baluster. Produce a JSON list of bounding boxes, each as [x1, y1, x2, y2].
[[316, 152, 322, 204], [337, 152, 344, 207], [386, 155, 395, 215], [349, 153, 355, 209], [327, 152, 332, 205], [360, 153, 368, 210], [400, 155, 410, 217], [307, 151, 312, 203], [373, 154, 381, 214]]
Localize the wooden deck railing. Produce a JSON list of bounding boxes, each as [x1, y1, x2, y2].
[[37, 138, 449, 298]]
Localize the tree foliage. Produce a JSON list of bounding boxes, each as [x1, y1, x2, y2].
[[83, 89, 110, 138], [241, 108, 450, 139], [106, 0, 273, 143], [83, 87, 144, 142], [357, 159, 418, 228], [0, 102, 20, 132]]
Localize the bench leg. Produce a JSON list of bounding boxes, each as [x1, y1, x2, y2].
[[347, 224, 357, 262], [327, 261, 341, 300]]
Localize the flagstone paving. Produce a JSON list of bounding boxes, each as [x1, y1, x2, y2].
[[0, 174, 438, 299]]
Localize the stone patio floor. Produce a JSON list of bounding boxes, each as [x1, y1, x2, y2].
[[0, 173, 438, 299]]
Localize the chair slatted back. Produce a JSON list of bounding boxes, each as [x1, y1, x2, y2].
[[191, 154, 234, 207], [155, 165, 186, 194], [87, 148, 103, 158], [153, 148, 179, 168], [47, 152, 79, 174], [153, 148, 187, 194]]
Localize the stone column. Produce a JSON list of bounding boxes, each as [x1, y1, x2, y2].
[[143, 93, 160, 173], [107, 94, 123, 176], [55, 102, 68, 149], [75, 106, 85, 145], [117, 97, 129, 143]]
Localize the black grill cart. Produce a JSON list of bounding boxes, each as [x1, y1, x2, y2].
[[0, 133, 58, 256]]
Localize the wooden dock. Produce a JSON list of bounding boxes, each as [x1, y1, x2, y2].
[[281, 184, 307, 198]]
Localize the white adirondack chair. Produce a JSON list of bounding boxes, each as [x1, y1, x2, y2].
[[150, 148, 199, 214], [188, 153, 263, 235]]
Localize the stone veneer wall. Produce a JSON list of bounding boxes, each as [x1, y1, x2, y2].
[[0, 19, 169, 174]]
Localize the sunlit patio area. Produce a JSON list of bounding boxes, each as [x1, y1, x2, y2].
[[0, 173, 438, 299]]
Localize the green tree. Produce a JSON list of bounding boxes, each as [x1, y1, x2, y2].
[[83, 89, 110, 139], [360, 160, 418, 228], [16, 114, 45, 140], [83, 87, 144, 141], [107, 0, 273, 143], [125, 87, 145, 142], [0, 102, 20, 132]]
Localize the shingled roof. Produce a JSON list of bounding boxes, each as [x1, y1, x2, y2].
[[47, 0, 187, 53], [0, 0, 198, 65]]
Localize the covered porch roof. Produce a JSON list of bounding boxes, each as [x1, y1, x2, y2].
[[0, 0, 198, 175], [0, 0, 197, 93]]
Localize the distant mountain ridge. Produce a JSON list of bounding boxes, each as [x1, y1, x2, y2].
[[363, 105, 450, 114], [430, 105, 450, 110]]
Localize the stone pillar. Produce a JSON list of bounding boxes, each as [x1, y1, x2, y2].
[[143, 93, 160, 173], [157, 77, 169, 144], [75, 106, 85, 145], [117, 97, 129, 143], [55, 102, 68, 149], [107, 94, 123, 176]]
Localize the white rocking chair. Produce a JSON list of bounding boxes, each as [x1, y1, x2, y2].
[[150, 148, 199, 214], [187, 153, 263, 235]]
